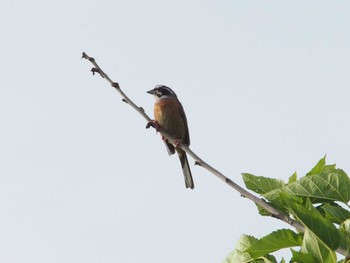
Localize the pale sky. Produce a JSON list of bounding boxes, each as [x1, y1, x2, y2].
[[1, 1, 350, 262]]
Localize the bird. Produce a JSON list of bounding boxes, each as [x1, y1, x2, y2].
[[147, 85, 194, 189]]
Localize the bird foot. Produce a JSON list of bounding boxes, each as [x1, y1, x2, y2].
[[146, 120, 161, 132], [173, 139, 182, 148]]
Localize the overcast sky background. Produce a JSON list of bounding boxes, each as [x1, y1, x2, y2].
[[1, 1, 350, 262]]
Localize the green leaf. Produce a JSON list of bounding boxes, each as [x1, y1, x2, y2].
[[260, 254, 277, 263], [246, 229, 302, 258], [223, 235, 258, 263], [255, 197, 291, 217], [242, 173, 285, 195], [285, 169, 350, 203], [262, 189, 303, 215], [302, 229, 337, 263], [339, 219, 350, 256], [291, 249, 319, 263], [263, 159, 350, 206], [307, 156, 326, 175], [282, 195, 340, 250], [319, 202, 350, 225], [242, 173, 288, 216], [288, 172, 297, 183], [256, 204, 273, 216]]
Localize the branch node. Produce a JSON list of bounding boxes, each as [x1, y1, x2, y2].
[[91, 67, 98, 75], [122, 99, 128, 103], [225, 177, 233, 184], [112, 82, 120, 89], [139, 107, 145, 112], [194, 161, 202, 166]]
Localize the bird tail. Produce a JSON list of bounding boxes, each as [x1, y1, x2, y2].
[[178, 151, 194, 189]]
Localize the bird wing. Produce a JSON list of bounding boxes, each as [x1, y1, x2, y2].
[[178, 101, 190, 146]]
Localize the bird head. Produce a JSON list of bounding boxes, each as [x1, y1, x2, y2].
[[147, 85, 177, 99]]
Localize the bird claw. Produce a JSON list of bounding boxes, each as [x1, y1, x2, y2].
[[146, 120, 161, 132], [173, 139, 182, 148]]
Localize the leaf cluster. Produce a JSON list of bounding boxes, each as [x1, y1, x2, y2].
[[224, 157, 350, 263]]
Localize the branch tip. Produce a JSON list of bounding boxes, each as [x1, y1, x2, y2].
[[82, 52, 95, 62]]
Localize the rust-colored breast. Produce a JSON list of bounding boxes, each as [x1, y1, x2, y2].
[[154, 98, 190, 145]]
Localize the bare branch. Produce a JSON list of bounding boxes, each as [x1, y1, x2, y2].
[[82, 52, 347, 256], [81, 51, 301, 226]]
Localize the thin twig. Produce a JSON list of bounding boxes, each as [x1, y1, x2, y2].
[[82, 52, 347, 256], [81, 51, 302, 227]]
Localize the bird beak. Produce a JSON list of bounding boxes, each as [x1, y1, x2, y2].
[[147, 89, 155, 95]]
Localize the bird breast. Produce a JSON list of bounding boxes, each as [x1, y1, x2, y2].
[[154, 98, 186, 140]]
